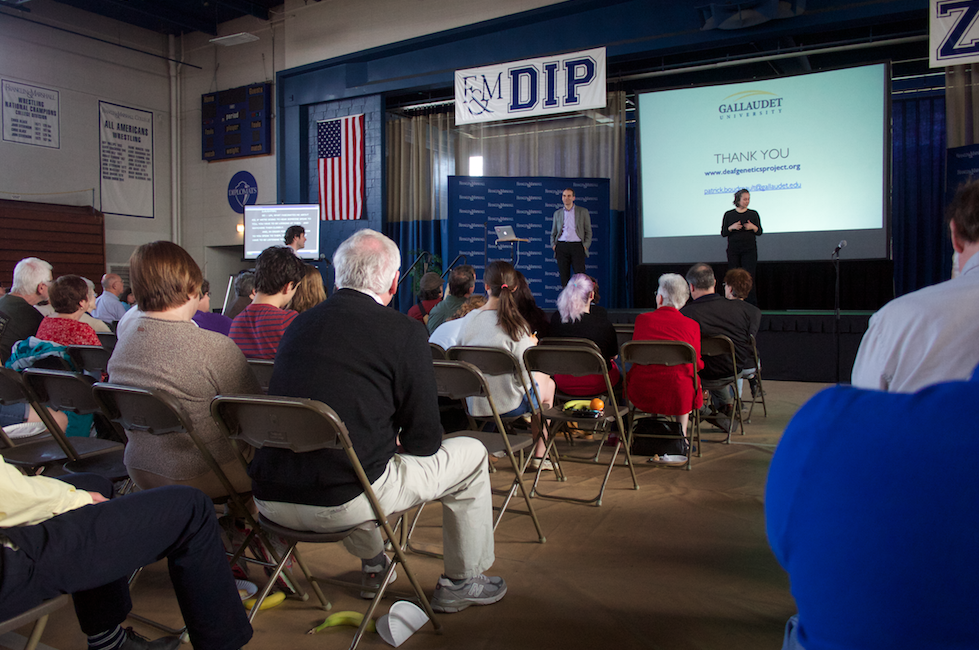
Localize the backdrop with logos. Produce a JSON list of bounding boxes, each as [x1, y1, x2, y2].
[[447, 176, 610, 309]]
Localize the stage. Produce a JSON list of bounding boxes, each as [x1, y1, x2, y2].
[[605, 309, 872, 384]]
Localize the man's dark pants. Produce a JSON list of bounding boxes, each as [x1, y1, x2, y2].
[[555, 241, 586, 288], [0, 483, 252, 650]]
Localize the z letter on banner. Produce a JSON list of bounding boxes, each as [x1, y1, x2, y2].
[[317, 114, 365, 220], [931, 0, 979, 67], [455, 47, 606, 125]]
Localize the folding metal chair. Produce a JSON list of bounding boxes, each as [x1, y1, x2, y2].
[[523, 344, 639, 507], [744, 334, 767, 422], [246, 358, 275, 394], [432, 359, 545, 542], [210, 394, 442, 647], [22, 368, 128, 482], [429, 342, 447, 360], [620, 340, 701, 471], [0, 594, 72, 650], [699, 335, 745, 443], [96, 331, 117, 354], [92, 382, 304, 632], [0, 367, 120, 474], [67, 344, 112, 377]]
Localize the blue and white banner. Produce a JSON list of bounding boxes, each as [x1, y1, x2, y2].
[[99, 101, 154, 219], [2, 79, 59, 149], [455, 47, 606, 125], [931, 0, 979, 67], [447, 176, 610, 309]]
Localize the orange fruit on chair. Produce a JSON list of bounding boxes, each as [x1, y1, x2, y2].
[[590, 398, 604, 411]]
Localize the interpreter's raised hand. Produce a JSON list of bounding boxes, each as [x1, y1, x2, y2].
[[744, 221, 758, 232], [729, 221, 743, 231]]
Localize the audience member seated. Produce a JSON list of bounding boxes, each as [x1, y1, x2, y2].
[[229, 246, 305, 359], [35, 278, 111, 334], [723, 268, 762, 398], [428, 295, 487, 350], [628, 273, 703, 436], [0, 257, 52, 365], [92, 273, 128, 324], [222, 270, 256, 320], [766, 367, 979, 650], [548, 273, 620, 395], [0, 454, 253, 650], [851, 179, 979, 392], [680, 263, 757, 427], [285, 264, 327, 313], [514, 271, 550, 338], [407, 271, 443, 325], [455, 261, 556, 470], [427, 265, 476, 334], [252, 229, 507, 613], [107, 241, 260, 498], [35, 275, 102, 347], [192, 279, 233, 336]]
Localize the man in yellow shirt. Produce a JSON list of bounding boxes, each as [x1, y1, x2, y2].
[[0, 456, 252, 650]]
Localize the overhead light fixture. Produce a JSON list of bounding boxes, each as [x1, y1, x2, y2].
[[236, 223, 245, 234], [209, 32, 259, 47]]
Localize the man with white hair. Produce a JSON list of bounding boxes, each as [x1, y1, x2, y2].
[[0, 257, 53, 364], [250, 229, 506, 613]]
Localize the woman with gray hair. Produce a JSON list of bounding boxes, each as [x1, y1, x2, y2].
[[627, 273, 704, 436], [548, 274, 620, 394]]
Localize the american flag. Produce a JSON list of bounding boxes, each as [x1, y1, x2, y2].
[[317, 114, 364, 220]]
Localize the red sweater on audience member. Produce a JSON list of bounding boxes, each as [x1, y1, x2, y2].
[[628, 307, 704, 415], [229, 303, 297, 359], [35, 316, 101, 347]]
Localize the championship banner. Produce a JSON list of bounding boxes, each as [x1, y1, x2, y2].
[[455, 47, 606, 125], [446, 176, 610, 309], [930, 0, 979, 67], [99, 102, 154, 219], [2, 79, 59, 149]]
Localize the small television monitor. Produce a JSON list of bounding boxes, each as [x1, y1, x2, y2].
[[243, 204, 321, 260]]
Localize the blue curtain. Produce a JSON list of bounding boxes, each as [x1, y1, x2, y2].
[[383, 219, 447, 313], [892, 93, 950, 297]]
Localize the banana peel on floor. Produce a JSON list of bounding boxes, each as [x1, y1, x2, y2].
[[243, 591, 286, 611], [308, 610, 376, 635]]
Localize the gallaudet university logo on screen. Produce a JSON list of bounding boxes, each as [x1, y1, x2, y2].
[[717, 90, 783, 120]]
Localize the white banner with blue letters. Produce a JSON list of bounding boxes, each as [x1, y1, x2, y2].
[[455, 47, 606, 125]]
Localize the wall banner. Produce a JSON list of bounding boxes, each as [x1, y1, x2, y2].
[[99, 101, 154, 219], [930, 0, 979, 67], [2, 79, 60, 149], [455, 47, 606, 125], [446, 176, 610, 309]]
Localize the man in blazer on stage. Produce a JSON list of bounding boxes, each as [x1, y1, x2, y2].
[[550, 188, 592, 288]]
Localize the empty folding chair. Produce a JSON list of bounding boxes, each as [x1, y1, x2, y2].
[[523, 344, 638, 507], [432, 359, 545, 542]]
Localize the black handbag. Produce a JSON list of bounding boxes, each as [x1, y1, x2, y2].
[[629, 417, 688, 456]]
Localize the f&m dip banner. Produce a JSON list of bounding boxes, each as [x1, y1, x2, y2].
[[455, 47, 606, 125], [447, 176, 610, 309]]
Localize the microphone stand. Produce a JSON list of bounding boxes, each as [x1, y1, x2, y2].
[[832, 247, 841, 384]]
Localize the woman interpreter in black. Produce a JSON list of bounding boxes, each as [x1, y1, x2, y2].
[[721, 188, 762, 304]]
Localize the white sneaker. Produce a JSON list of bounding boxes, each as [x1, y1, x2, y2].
[[431, 574, 507, 613], [528, 457, 554, 471]]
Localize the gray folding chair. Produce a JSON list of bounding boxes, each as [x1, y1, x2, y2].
[[210, 394, 442, 646], [429, 342, 447, 360], [613, 322, 634, 355], [432, 359, 545, 542], [246, 358, 275, 394], [0, 594, 72, 650], [92, 382, 304, 634], [523, 344, 639, 507], [96, 331, 117, 353], [22, 368, 128, 482], [67, 344, 112, 377], [620, 340, 701, 471], [699, 335, 745, 442], [0, 367, 120, 474], [744, 334, 767, 422]]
